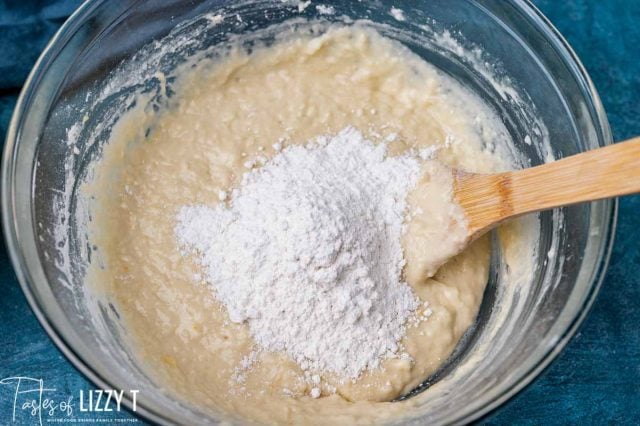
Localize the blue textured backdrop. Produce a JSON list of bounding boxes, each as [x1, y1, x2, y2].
[[0, 1, 638, 424]]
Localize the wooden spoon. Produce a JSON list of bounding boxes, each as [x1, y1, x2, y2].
[[454, 138, 640, 241]]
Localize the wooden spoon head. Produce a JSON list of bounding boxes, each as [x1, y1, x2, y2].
[[404, 162, 474, 280], [453, 170, 513, 242]]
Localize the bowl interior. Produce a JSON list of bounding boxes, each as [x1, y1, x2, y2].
[[3, 0, 613, 424]]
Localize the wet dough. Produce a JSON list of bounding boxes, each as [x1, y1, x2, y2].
[[84, 26, 513, 424]]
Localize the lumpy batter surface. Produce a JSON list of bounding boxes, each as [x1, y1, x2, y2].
[[85, 26, 515, 424]]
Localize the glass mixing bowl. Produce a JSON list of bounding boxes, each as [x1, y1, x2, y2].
[[1, 0, 615, 424]]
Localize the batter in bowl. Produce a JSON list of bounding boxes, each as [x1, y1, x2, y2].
[[83, 25, 521, 424]]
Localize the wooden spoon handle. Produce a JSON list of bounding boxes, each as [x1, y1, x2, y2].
[[455, 137, 640, 239]]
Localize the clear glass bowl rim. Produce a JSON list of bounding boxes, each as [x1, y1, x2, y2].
[[1, 0, 616, 424]]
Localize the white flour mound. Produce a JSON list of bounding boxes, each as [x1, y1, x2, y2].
[[176, 127, 423, 379]]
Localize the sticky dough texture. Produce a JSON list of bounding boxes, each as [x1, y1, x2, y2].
[[85, 26, 515, 424]]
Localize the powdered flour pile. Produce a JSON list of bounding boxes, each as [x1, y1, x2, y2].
[[176, 127, 427, 379]]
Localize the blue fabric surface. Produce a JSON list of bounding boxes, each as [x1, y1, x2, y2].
[[0, 1, 638, 424], [0, 0, 82, 89]]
